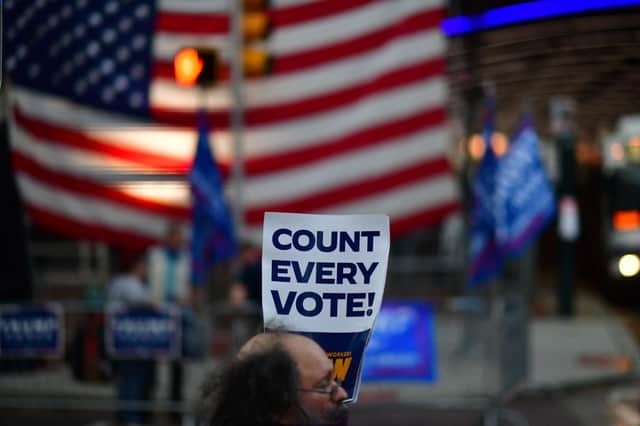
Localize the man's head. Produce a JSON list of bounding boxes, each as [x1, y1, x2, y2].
[[201, 331, 348, 425]]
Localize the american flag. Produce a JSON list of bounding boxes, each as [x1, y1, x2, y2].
[[6, 0, 459, 249]]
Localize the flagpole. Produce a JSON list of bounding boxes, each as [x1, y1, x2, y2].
[[230, 0, 246, 240]]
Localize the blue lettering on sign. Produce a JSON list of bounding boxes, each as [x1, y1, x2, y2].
[[272, 228, 381, 253], [296, 292, 322, 317], [271, 260, 378, 284], [0, 306, 62, 356], [108, 308, 179, 358], [271, 290, 376, 317]]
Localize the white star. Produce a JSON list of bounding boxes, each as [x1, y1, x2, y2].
[[105, 1, 119, 15], [17, 45, 27, 59], [48, 15, 59, 29], [74, 53, 86, 66], [61, 33, 73, 47], [88, 69, 100, 84], [100, 59, 115, 75], [74, 80, 88, 95], [101, 88, 115, 103], [89, 12, 103, 27], [129, 92, 144, 108], [62, 62, 73, 76], [76, 0, 88, 9], [114, 75, 130, 92], [116, 47, 131, 62], [6, 57, 16, 71], [28, 64, 40, 78], [74, 25, 86, 39], [132, 35, 147, 50], [134, 4, 151, 19], [61, 5, 73, 19], [130, 64, 145, 80], [86, 41, 101, 58], [118, 17, 133, 32], [102, 29, 117, 44]]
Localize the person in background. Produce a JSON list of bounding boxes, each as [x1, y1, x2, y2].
[[230, 241, 262, 308], [147, 221, 191, 417], [107, 251, 155, 425], [199, 331, 349, 426]]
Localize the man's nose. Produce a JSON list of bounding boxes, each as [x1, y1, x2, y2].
[[333, 384, 348, 402]]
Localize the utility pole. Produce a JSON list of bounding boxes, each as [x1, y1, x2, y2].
[[230, 0, 246, 240], [551, 96, 578, 317]]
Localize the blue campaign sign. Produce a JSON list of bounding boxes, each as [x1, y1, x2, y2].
[[361, 301, 437, 382], [106, 306, 180, 359], [0, 304, 64, 358]]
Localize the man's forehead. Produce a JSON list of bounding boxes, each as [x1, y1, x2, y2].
[[284, 335, 333, 381], [239, 332, 332, 378]]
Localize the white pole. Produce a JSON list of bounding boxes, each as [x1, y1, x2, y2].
[[229, 0, 245, 239]]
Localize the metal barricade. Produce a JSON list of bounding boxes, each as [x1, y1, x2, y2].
[[0, 300, 258, 425], [358, 262, 531, 426]]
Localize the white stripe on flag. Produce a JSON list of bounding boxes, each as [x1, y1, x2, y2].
[[268, 0, 443, 55], [244, 127, 450, 206], [17, 174, 169, 239], [151, 29, 444, 109]]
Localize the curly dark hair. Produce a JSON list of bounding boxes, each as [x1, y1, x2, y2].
[[198, 344, 309, 426]]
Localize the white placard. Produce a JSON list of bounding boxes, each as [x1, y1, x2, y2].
[[262, 212, 390, 333]]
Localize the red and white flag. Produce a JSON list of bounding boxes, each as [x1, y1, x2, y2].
[[6, 0, 459, 248]]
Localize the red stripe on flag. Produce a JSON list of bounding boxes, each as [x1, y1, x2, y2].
[[26, 205, 161, 250], [271, 0, 377, 27], [152, 58, 444, 127], [152, 8, 443, 80], [390, 201, 460, 238], [13, 107, 192, 173], [155, 12, 228, 34], [13, 152, 191, 219], [246, 107, 446, 175], [244, 156, 453, 224], [274, 9, 443, 74]]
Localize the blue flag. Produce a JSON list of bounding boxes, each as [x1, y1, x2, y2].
[[469, 96, 504, 287], [469, 114, 556, 288], [494, 117, 556, 256], [189, 113, 237, 285]]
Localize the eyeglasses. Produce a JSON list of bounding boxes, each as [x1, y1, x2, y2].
[[298, 379, 343, 400]]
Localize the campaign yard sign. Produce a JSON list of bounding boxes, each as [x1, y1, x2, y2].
[[0, 304, 64, 358], [106, 306, 180, 359], [361, 301, 437, 382], [262, 212, 390, 402]]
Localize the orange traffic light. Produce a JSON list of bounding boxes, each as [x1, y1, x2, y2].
[[173, 48, 218, 87], [243, 48, 271, 77], [242, 0, 271, 78], [244, 11, 270, 41]]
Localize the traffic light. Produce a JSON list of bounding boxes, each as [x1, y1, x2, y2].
[[242, 0, 271, 77], [173, 47, 218, 87]]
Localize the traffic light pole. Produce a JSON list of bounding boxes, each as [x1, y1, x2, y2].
[[230, 0, 246, 239]]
